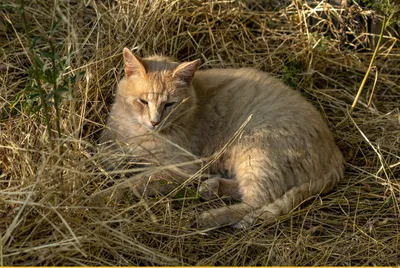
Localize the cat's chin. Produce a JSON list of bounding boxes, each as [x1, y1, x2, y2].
[[142, 124, 156, 131], [141, 123, 167, 132]]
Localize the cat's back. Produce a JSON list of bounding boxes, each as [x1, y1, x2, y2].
[[193, 67, 325, 131]]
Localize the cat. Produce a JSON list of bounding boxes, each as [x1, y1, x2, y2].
[[100, 47, 345, 229]]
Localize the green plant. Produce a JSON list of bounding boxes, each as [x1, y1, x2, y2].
[[282, 61, 304, 88], [10, 1, 80, 148]]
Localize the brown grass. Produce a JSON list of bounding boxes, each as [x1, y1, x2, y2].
[[1, 0, 400, 265]]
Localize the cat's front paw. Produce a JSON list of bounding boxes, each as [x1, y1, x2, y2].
[[130, 175, 178, 199], [196, 207, 242, 229], [197, 211, 220, 229], [232, 214, 255, 229], [198, 178, 220, 200]]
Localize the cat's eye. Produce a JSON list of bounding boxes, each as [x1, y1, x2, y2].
[[164, 102, 176, 109], [138, 98, 148, 105]]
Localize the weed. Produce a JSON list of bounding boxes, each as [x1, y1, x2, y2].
[[9, 1, 81, 148]]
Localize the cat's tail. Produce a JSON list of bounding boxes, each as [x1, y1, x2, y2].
[[233, 174, 341, 229]]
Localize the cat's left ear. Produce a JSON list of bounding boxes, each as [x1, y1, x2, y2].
[[172, 59, 201, 85]]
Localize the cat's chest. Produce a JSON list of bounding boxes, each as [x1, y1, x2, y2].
[[191, 106, 230, 157]]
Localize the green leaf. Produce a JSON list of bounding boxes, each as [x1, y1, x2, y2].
[[50, 17, 62, 36]]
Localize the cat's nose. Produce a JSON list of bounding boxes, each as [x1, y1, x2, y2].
[[150, 120, 160, 127]]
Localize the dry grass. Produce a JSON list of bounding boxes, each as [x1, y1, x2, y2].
[[1, 0, 400, 265]]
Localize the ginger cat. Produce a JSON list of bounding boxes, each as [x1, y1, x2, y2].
[[100, 48, 344, 229]]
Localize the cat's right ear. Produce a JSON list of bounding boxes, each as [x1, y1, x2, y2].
[[123, 48, 146, 78], [172, 59, 201, 85]]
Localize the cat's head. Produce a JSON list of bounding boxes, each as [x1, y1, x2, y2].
[[116, 48, 200, 132]]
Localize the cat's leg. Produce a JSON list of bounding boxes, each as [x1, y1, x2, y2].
[[129, 158, 204, 198], [197, 202, 254, 228], [129, 173, 181, 199], [234, 171, 339, 229], [198, 178, 241, 200], [197, 146, 280, 228], [102, 175, 179, 202], [232, 182, 310, 229]]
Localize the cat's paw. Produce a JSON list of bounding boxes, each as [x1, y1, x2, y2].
[[197, 211, 220, 229], [233, 209, 278, 229], [129, 175, 178, 199], [198, 178, 220, 200], [232, 214, 255, 229], [196, 207, 242, 229]]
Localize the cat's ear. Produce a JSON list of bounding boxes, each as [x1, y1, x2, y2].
[[172, 59, 201, 85], [123, 48, 146, 78]]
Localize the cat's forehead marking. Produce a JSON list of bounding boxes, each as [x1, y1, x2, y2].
[[146, 92, 168, 100], [148, 75, 165, 93], [142, 71, 173, 102]]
